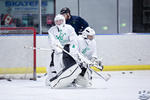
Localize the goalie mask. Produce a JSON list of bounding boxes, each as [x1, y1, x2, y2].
[[54, 14, 66, 29], [82, 27, 95, 40]]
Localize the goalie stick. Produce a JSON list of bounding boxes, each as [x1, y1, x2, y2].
[[24, 45, 111, 81], [24, 46, 52, 51]]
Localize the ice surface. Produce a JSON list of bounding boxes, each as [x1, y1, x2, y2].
[[0, 70, 150, 100]]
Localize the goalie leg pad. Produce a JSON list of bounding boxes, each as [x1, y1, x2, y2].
[[75, 68, 92, 87], [49, 64, 81, 88]]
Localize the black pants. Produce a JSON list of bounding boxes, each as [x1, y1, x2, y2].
[[50, 50, 55, 67], [63, 44, 76, 70]]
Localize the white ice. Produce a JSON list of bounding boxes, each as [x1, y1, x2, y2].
[[0, 70, 150, 100]]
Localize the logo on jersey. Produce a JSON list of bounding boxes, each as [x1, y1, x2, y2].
[[56, 29, 67, 43], [82, 47, 90, 54]]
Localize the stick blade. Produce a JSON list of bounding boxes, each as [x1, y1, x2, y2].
[[104, 73, 111, 81]]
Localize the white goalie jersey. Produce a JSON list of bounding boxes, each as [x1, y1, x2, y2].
[[77, 35, 97, 60]]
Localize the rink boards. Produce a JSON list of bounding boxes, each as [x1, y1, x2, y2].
[[0, 65, 150, 74], [0, 34, 150, 74]]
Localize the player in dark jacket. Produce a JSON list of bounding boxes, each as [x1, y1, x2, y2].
[[60, 7, 89, 35]]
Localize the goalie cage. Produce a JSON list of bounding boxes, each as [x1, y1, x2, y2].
[[0, 27, 36, 80]]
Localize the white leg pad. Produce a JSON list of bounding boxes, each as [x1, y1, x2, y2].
[[50, 64, 81, 88], [75, 68, 92, 87]]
